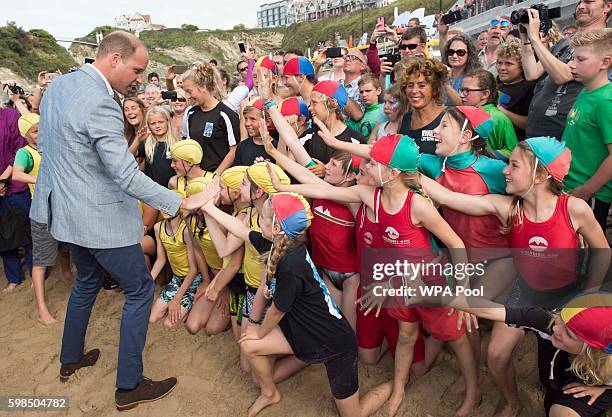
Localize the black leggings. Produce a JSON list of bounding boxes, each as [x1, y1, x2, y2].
[[324, 349, 359, 400]]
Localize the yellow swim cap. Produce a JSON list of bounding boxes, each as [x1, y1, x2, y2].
[[246, 162, 290, 194], [18, 113, 40, 138], [185, 174, 216, 197], [220, 166, 248, 190], [170, 139, 203, 165]]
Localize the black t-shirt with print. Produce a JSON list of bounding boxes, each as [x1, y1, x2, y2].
[[187, 102, 240, 171], [498, 79, 535, 141], [272, 243, 356, 363], [399, 111, 445, 155], [302, 126, 365, 164], [136, 141, 175, 187], [234, 137, 277, 166], [526, 39, 582, 140]]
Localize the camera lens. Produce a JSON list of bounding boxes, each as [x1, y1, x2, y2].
[[510, 9, 529, 25]]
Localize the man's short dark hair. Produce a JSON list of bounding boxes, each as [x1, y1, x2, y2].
[[273, 50, 285, 57], [285, 48, 305, 57], [401, 27, 427, 43], [147, 72, 159, 81], [97, 31, 144, 60], [210, 59, 218, 66]]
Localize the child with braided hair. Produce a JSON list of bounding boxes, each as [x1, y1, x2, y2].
[[194, 188, 394, 417]]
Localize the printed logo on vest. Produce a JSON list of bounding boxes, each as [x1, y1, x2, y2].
[[363, 231, 373, 245], [528, 236, 549, 252], [385, 226, 400, 241]]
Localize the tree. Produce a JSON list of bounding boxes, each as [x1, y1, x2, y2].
[[232, 24, 246, 30], [181, 24, 199, 31]]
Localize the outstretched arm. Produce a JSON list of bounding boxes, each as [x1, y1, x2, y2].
[[202, 202, 251, 243], [312, 117, 371, 159], [420, 175, 511, 221], [268, 162, 367, 203], [260, 122, 324, 186], [204, 208, 248, 258]]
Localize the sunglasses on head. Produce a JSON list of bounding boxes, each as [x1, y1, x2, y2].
[[447, 48, 467, 57], [490, 19, 510, 27], [399, 43, 420, 51], [171, 98, 187, 102], [238, 66, 248, 72]]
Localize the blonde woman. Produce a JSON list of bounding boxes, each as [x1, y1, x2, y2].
[[134, 106, 180, 240], [134, 105, 179, 188], [182, 62, 240, 174]]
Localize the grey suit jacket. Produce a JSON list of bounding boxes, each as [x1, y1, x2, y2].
[[30, 65, 182, 249]]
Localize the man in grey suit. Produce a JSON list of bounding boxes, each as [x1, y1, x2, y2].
[[30, 31, 202, 410]]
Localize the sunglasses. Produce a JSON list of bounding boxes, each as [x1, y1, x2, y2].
[[344, 55, 364, 63], [447, 48, 467, 57], [459, 88, 486, 95], [399, 43, 420, 51], [490, 19, 510, 27], [238, 67, 248, 72], [171, 98, 187, 102]]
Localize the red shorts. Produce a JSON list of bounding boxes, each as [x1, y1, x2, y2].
[[356, 305, 425, 363], [388, 307, 465, 342]]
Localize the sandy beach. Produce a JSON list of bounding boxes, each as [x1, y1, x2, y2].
[[0, 267, 546, 417]]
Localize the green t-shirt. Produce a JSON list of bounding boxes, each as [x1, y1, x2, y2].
[[482, 104, 518, 160], [563, 83, 612, 203], [346, 103, 384, 142], [13, 147, 34, 174]]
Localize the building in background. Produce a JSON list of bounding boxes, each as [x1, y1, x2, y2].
[[257, 1, 290, 28], [114, 12, 166, 33], [258, 0, 393, 27]]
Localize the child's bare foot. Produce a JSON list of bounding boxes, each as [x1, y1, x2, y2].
[[38, 310, 58, 325], [492, 399, 522, 417], [2, 283, 18, 294], [454, 387, 481, 417], [247, 389, 281, 417], [387, 389, 405, 417]]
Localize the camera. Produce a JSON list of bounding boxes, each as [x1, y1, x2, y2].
[[326, 47, 344, 58], [442, 10, 463, 25], [379, 53, 401, 65], [5, 84, 24, 95], [162, 91, 177, 101], [510, 4, 561, 32]]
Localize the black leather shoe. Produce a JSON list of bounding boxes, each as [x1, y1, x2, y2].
[[115, 377, 177, 411], [59, 348, 100, 382]]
